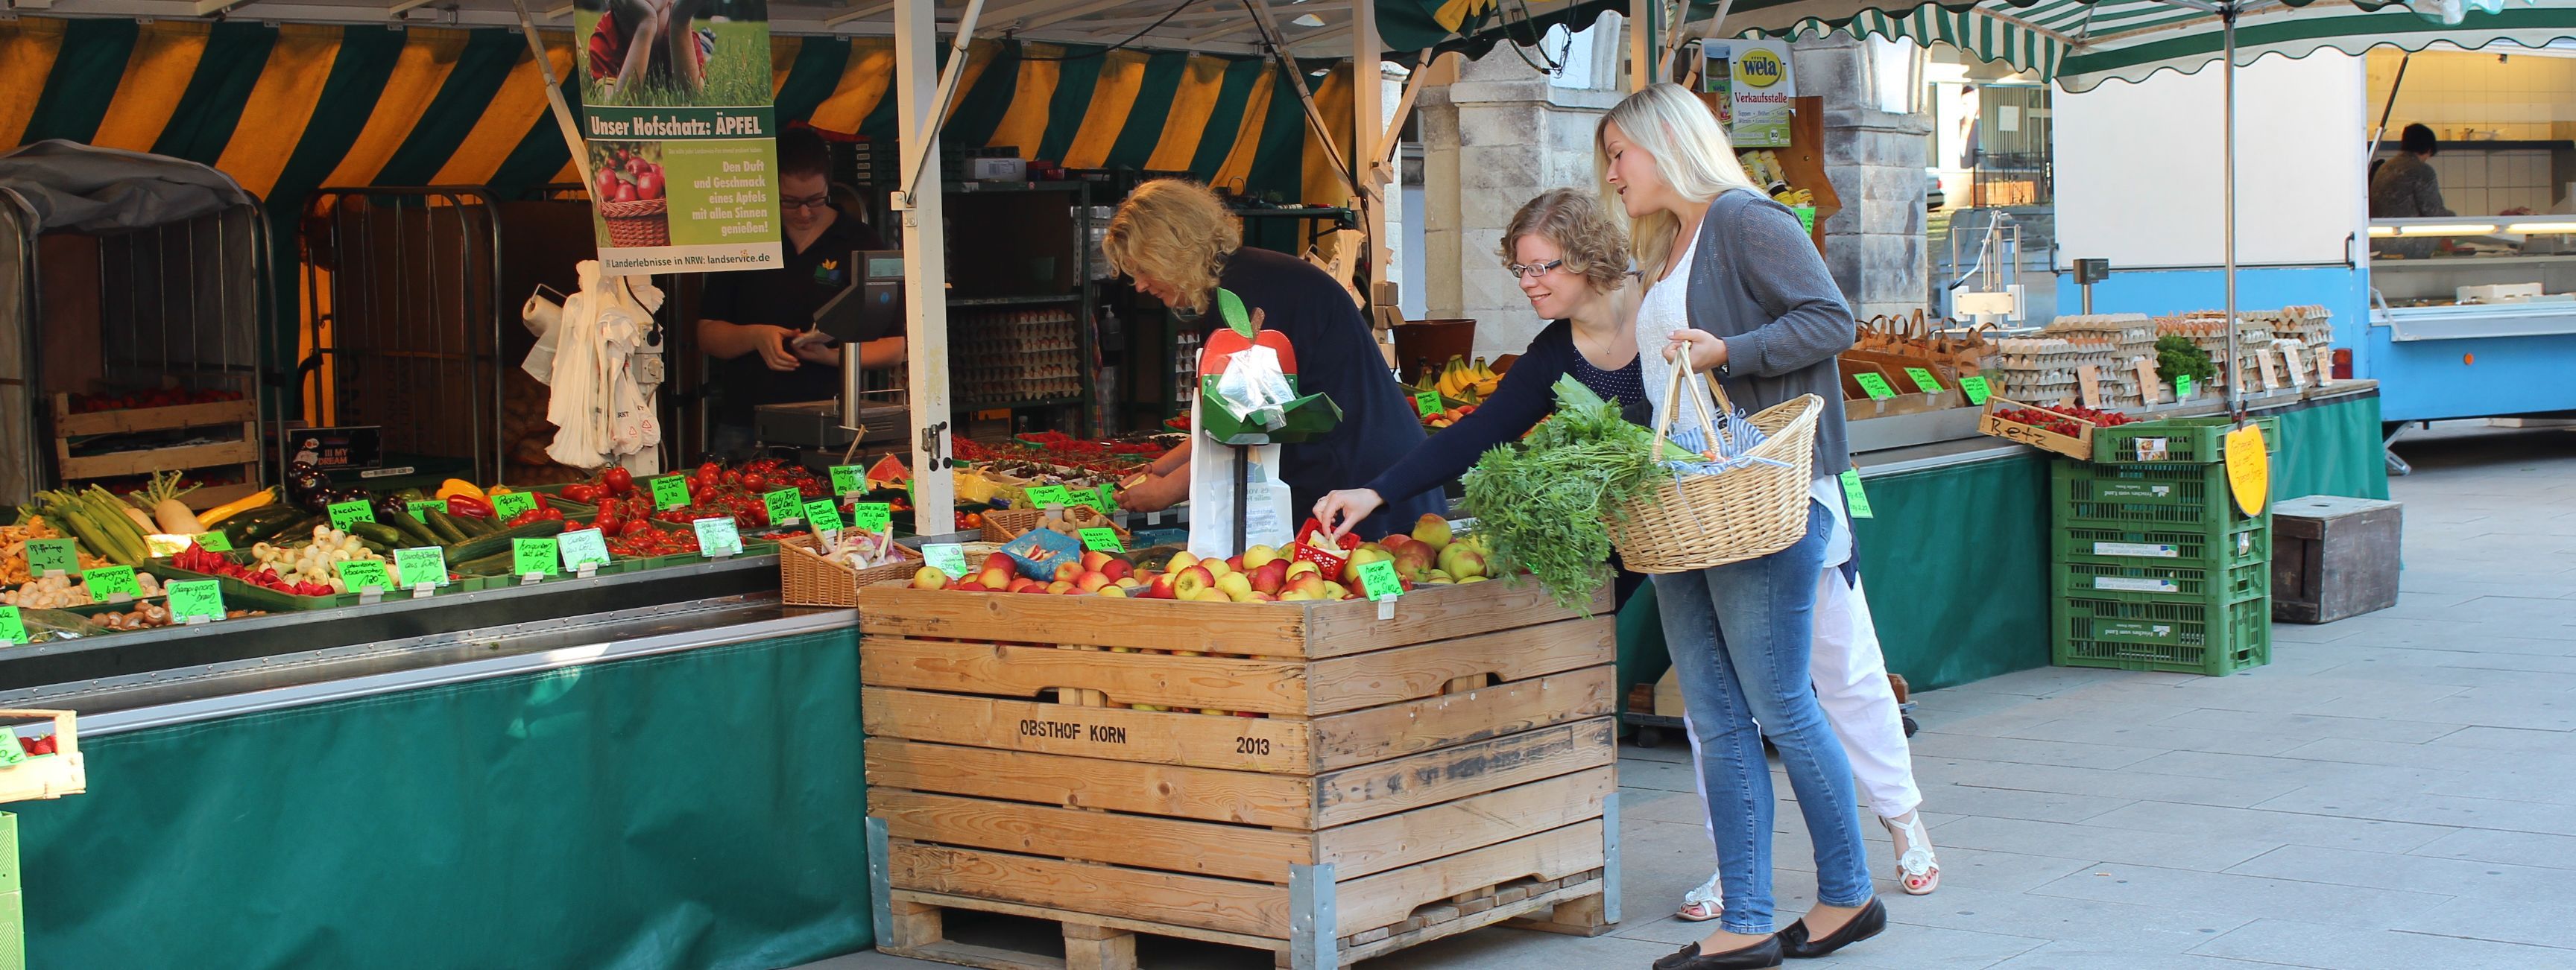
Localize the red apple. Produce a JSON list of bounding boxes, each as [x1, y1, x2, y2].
[[1076, 571, 1112, 593], [1052, 562, 1082, 583], [1248, 560, 1289, 596], [1102, 560, 1133, 581], [1170, 565, 1216, 599]]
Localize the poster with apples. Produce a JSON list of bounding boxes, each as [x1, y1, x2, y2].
[[576, 0, 783, 274]]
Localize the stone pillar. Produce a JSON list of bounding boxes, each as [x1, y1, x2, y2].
[[1419, 45, 1623, 359], [1793, 37, 1932, 321]]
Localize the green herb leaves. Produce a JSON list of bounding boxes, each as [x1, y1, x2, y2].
[[1461, 377, 1662, 612]]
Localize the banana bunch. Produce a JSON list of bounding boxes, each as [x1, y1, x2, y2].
[[1773, 188, 1814, 206], [1736, 150, 1811, 206], [1429, 355, 1500, 402]]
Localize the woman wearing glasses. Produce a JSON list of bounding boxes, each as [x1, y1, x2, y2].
[[1310, 189, 1647, 584], [696, 127, 899, 459]]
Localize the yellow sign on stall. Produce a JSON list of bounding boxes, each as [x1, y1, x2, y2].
[[2224, 424, 2270, 516]]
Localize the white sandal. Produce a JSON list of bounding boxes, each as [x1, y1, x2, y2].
[[1674, 872, 1723, 922], [1883, 814, 1941, 895]]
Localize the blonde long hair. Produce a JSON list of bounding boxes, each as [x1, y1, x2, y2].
[[1595, 83, 1762, 287], [1103, 179, 1243, 313]]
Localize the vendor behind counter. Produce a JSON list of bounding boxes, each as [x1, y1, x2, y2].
[[698, 128, 898, 458]]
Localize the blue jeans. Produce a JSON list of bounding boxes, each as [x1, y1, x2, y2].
[[1653, 499, 1872, 934]]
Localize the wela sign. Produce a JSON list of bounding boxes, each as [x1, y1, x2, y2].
[[1703, 40, 1796, 148]]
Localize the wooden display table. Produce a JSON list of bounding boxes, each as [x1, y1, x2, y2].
[[858, 580, 1620, 969]]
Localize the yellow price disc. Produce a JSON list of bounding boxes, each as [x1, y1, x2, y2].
[[2223, 424, 2270, 516]]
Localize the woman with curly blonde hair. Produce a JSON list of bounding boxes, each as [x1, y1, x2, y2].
[[1313, 188, 1648, 558], [1106, 180, 1442, 538]]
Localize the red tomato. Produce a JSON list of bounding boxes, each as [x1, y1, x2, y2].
[[740, 472, 765, 494], [697, 462, 722, 481], [603, 467, 633, 495]]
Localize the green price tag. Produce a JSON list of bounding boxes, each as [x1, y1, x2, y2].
[[1357, 559, 1404, 600], [2175, 373, 2195, 399], [334, 558, 391, 592], [558, 528, 610, 570], [851, 502, 893, 533], [1415, 390, 1440, 417], [694, 517, 744, 557], [763, 488, 805, 525], [491, 491, 538, 519], [1904, 367, 1945, 394], [804, 500, 845, 534], [1078, 528, 1125, 553], [1853, 373, 1898, 401], [1025, 485, 1072, 509], [923, 543, 968, 579], [829, 465, 865, 496], [1960, 375, 1992, 406], [1840, 469, 1875, 519], [0, 606, 24, 645], [83, 565, 139, 599], [650, 475, 692, 510], [394, 547, 449, 588], [328, 499, 376, 531], [167, 579, 226, 620], [408, 499, 448, 519], [514, 538, 561, 577], [0, 733, 19, 764], [1075, 486, 1114, 515], [195, 531, 234, 553], [24, 538, 75, 576]]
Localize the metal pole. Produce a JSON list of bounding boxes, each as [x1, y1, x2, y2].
[[2222, 4, 2241, 416], [895, 0, 956, 535]]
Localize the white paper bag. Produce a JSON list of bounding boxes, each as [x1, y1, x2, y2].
[[1187, 394, 1295, 559]]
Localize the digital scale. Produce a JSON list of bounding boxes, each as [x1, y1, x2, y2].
[[751, 249, 910, 469]]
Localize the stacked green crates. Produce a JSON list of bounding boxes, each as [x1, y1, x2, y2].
[[2048, 416, 2277, 676]]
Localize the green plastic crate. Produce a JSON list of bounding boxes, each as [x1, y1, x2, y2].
[[2051, 460, 2258, 530], [2054, 557, 2270, 602], [2051, 519, 2270, 568], [2054, 594, 2271, 676], [2091, 415, 2281, 465]]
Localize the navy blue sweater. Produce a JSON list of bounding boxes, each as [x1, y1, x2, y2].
[[1363, 319, 1649, 505], [1208, 248, 1445, 539]]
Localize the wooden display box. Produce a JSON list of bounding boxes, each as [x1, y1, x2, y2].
[[860, 579, 1620, 970], [50, 392, 260, 509], [1977, 397, 2096, 459], [2272, 495, 2402, 624]]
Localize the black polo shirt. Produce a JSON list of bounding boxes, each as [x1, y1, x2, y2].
[[701, 215, 889, 425]]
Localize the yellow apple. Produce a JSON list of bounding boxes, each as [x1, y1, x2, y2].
[[1242, 545, 1283, 570]]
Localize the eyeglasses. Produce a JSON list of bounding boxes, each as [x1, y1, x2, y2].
[[1506, 259, 1564, 279], [783, 194, 833, 212]]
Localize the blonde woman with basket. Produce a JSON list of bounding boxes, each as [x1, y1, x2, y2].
[[1602, 83, 1886, 970]]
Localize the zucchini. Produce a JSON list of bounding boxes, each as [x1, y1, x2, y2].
[[420, 509, 470, 545], [446, 519, 566, 562], [347, 522, 406, 548], [247, 513, 322, 545], [382, 509, 440, 548]]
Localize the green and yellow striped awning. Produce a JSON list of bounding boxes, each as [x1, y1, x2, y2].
[[0, 17, 1358, 213], [1724, 0, 2576, 92]]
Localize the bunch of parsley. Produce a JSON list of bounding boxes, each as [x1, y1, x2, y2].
[[1462, 377, 1664, 613]]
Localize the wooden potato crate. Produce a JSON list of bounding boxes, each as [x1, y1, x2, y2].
[[51, 392, 261, 508], [860, 578, 1621, 970]]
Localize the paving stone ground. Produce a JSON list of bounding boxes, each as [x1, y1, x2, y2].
[[810, 422, 2576, 969]]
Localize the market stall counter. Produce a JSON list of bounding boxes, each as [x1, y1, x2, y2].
[[0, 579, 875, 969]]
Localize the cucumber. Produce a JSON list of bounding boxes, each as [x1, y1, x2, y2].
[[382, 509, 441, 548], [453, 551, 517, 575], [249, 514, 323, 545], [446, 519, 566, 562], [421, 509, 470, 545], [348, 522, 406, 548]]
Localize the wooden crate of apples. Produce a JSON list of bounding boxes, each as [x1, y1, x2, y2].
[[857, 516, 1619, 967]]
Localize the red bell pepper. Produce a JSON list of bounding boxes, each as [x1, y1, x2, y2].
[[446, 495, 494, 519]]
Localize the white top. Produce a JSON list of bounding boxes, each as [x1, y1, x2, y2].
[[1634, 221, 1850, 570]]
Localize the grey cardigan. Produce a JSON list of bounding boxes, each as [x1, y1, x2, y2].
[[1638, 188, 1857, 478]]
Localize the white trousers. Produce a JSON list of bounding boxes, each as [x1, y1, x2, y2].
[[1684, 567, 1922, 825]]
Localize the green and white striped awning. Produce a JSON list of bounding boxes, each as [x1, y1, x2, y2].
[[1720, 0, 2576, 91]]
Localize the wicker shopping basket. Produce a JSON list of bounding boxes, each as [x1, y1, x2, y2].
[[599, 197, 670, 247], [979, 504, 1130, 545], [780, 532, 924, 607], [1606, 350, 1823, 574]]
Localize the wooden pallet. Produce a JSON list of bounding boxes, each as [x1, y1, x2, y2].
[[861, 578, 1622, 970]]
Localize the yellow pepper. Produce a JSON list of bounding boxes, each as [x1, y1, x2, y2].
[[435, 478, 487, 502]]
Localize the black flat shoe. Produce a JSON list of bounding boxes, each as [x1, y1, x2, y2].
[[1777, 897, 1887, 959], [1653, 935, 1783, 970]]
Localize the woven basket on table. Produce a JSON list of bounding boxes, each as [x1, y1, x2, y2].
[[1607, 350, 1823, 574], [779, 532, 923, 607], [599, 198, 670, 247], [979, 505, 1129, 545]]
